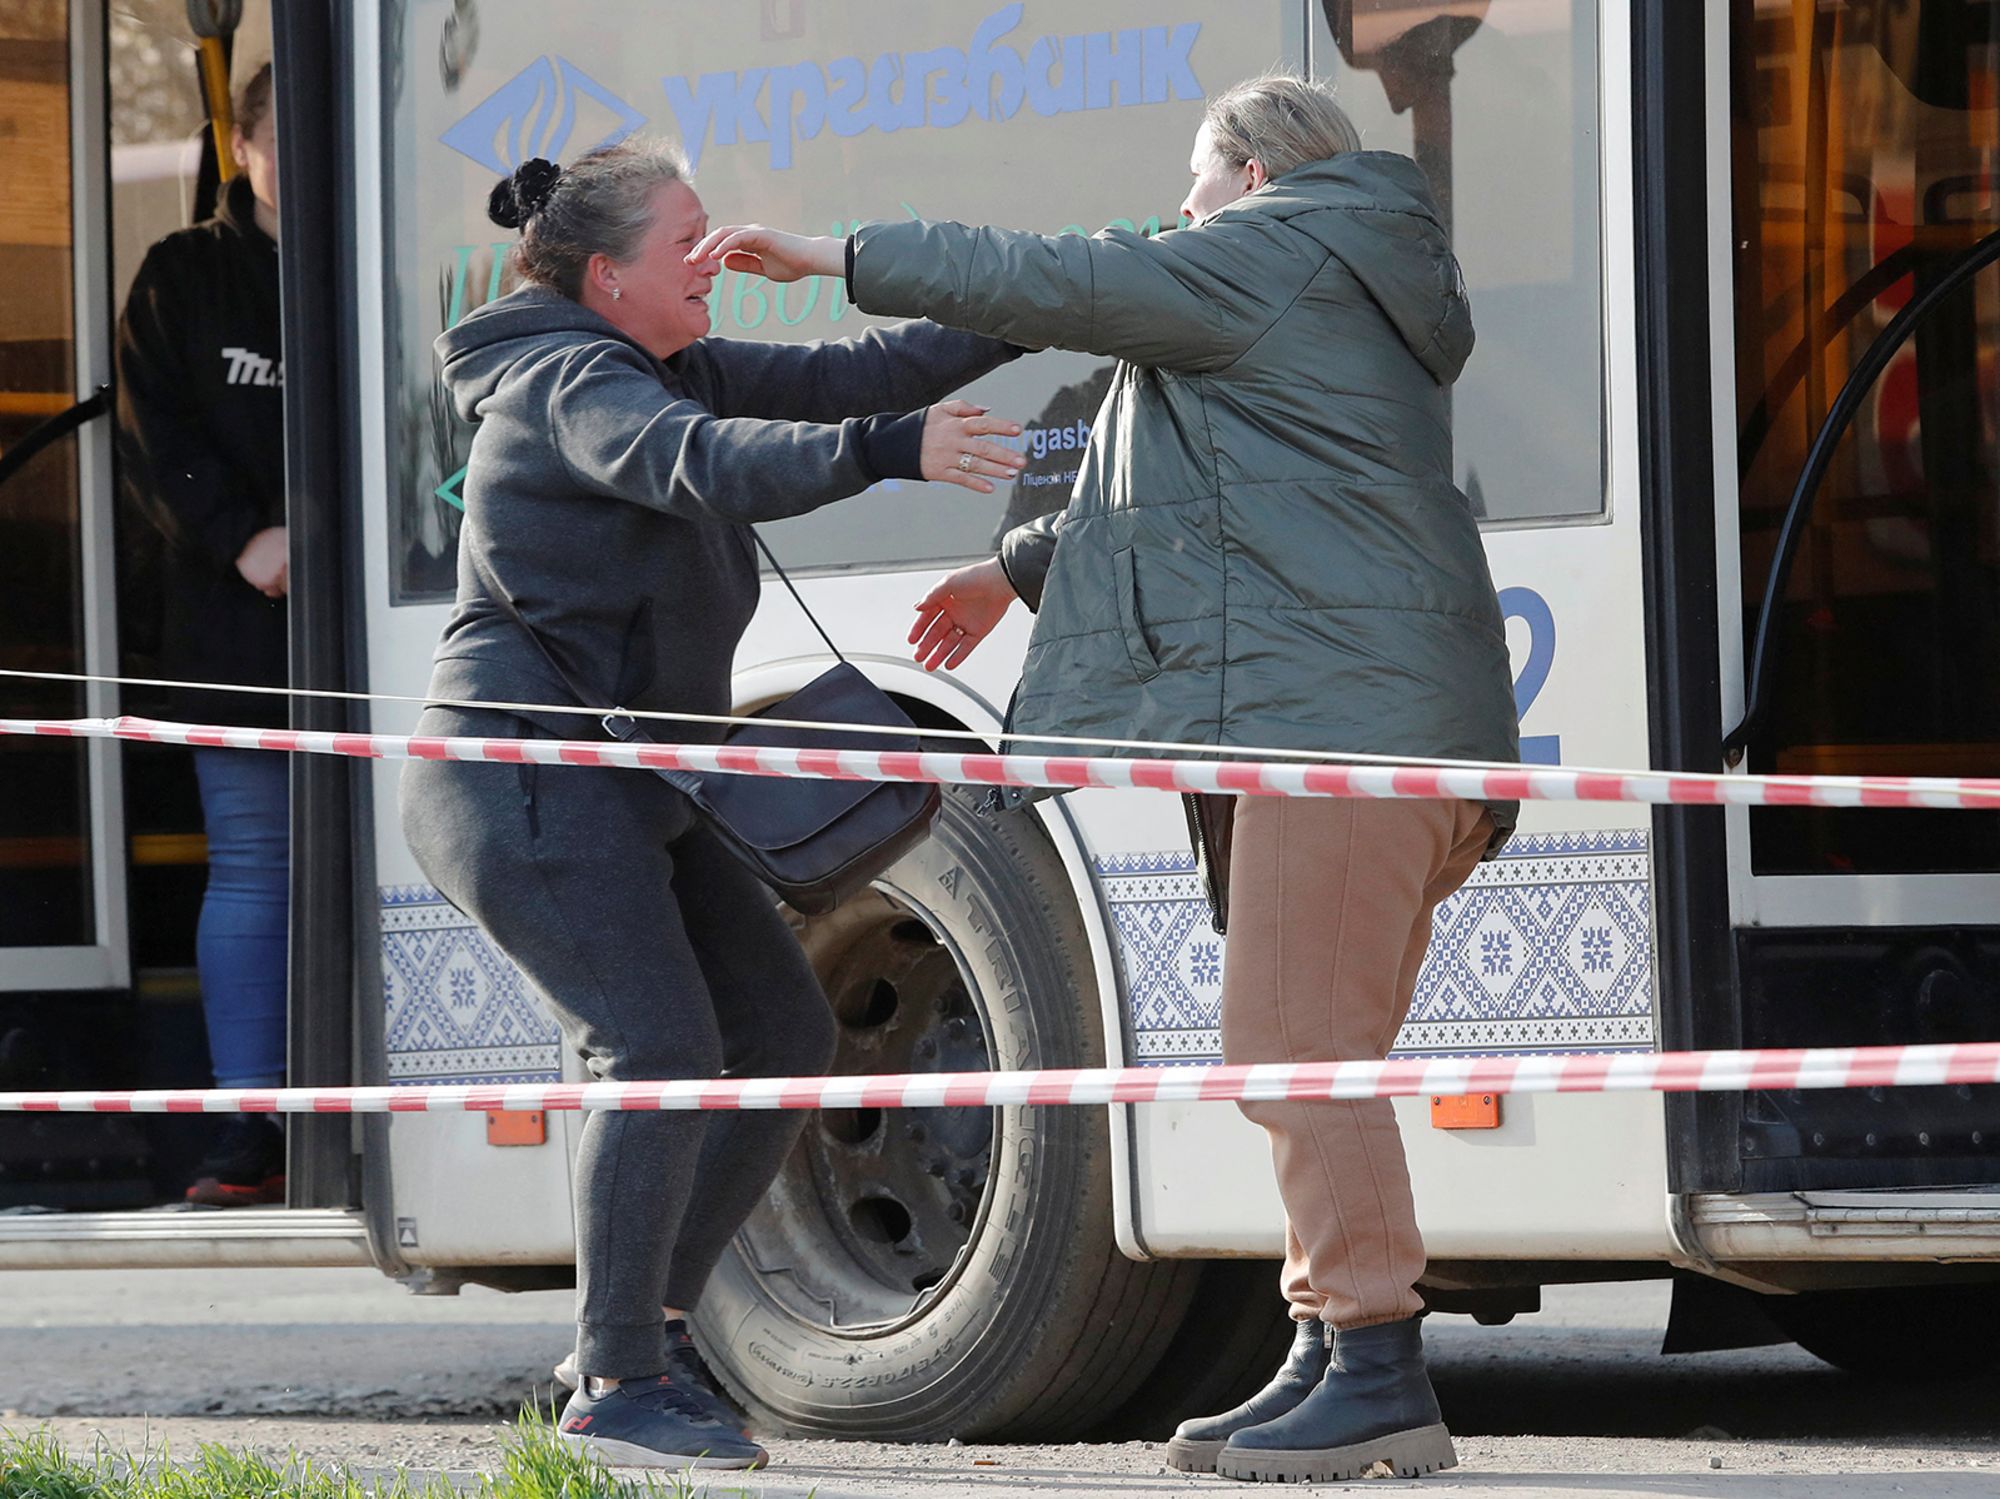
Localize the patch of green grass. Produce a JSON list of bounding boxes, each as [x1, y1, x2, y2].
[[0, 1407, 755, 1499]]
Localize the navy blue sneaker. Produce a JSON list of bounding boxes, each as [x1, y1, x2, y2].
[[557, 1373, 767, 1470], [554, 1321, 747, 1433]]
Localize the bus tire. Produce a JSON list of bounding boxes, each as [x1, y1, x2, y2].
[[1081, 1258, 1294, 1440], [693, 785, 1198, 1440], [1768, 1285, 2000, 1379]]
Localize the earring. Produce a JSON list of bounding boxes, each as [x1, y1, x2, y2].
[[611, 287, 622, 301]]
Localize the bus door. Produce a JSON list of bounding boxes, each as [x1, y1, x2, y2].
[[0, 1, 369, 1258], [0, 0, 141, 1211], [0, 5, 125, 993], [1717, 0, 2000, 1197]]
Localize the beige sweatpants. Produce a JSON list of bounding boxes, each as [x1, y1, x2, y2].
[[1219, 795, 1493, 1330]]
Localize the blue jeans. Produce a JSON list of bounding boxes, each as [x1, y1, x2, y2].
[[192, 749, 290, 1089]]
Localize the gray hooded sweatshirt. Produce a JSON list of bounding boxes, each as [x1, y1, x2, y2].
[[427, 286, 1018, 734]]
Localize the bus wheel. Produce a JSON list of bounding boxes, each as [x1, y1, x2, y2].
[[1768, 1285, 2000, 1379], [1081, 1257, 1294, 1440], [692, 785, 1197, 1439]]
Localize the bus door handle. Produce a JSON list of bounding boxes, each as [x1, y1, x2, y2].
[[0, 385, 112, 494], [1724, 226, 2000, 765]]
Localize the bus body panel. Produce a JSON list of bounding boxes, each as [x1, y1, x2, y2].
[[355, 0, 1685, 1269], [1128, 1094, 1670, 1261], [342, 0, 1993, 1286]]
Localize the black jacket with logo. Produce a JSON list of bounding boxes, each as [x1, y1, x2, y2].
[[115, 175, 287, 728]]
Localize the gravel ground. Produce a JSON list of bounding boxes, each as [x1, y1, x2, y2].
[[3, 1268, 1996, 1496]]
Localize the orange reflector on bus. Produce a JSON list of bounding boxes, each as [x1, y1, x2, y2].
[[487, 1111, 547, 1147], [1430, 1093, 1501, 1130]]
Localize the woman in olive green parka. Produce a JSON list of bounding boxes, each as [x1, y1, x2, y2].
[[692, 74, 1517, 1487]]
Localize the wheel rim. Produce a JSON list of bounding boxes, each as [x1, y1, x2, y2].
[[733, 882, 998, 1335]]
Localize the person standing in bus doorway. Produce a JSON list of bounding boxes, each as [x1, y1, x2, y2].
[[691, 74, 1520, 1485], [115, 61, 289, 1208], [400, 140, 1028, 1471]]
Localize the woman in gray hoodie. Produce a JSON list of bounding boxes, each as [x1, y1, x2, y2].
[[400, 140, 1027, 1471]]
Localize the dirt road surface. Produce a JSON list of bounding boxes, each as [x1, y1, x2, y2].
[[3, 1268, 1995, 1496]]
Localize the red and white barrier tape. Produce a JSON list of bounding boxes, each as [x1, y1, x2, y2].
[[10, 714, 2000, 810], [3, 1043, 1997, 1115]]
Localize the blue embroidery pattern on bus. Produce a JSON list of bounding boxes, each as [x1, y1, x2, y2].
[[1098, 831, 1654, 1063], [663, 4, 1204, 172], [380, 886, 563, 1084]]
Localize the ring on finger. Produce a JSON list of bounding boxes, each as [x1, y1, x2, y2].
[[956, 453, 975, 472]]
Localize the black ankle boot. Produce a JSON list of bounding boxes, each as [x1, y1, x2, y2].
[[1215, 1316, 1456, 1483], [1164, 1318, 1332, 1473]]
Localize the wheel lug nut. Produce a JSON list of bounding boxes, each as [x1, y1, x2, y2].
[[906, 1123, 927, 1143], [947, 1202, 968, 1224], [917, 1039, 937, 1059]]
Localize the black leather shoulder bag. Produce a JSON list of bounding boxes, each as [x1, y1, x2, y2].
[[472, 532, 940, 915]]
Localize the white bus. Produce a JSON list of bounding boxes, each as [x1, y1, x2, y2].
[[3, 0, 1997, 1439]]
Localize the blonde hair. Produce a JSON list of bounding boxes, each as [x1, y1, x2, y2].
[[1203, 73, 1360, 179]]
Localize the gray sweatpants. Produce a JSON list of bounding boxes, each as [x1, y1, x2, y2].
[[399, 707, 838, 1378]]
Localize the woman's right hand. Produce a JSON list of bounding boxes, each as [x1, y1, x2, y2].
[[910, 556, 1019, 672], [921, 400, 1027, 494]]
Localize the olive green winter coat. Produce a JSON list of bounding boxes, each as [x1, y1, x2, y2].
[[850, 152, 1519, 837]]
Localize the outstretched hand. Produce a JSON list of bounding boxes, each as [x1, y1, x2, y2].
[[920, 400, 1026, 494], [910, 557, 1019, 673], [685, 225, 843, 283]]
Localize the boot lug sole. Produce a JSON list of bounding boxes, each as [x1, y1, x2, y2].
[[1164, 1435, 1228, 1473], [1215, 1423, 1458, 1483]]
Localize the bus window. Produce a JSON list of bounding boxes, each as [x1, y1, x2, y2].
[[382, 4, 1309, 592], [1317, 1, 1607, 525], [1731, 0, 2000, 875], [0, 8, 98, 955]]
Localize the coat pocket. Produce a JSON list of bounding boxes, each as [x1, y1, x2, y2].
[[1112, 547, 1162, 683]]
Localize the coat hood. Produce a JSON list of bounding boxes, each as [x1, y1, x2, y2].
[[1232, 151, 1473, 384], [435, 284, 647, 423]]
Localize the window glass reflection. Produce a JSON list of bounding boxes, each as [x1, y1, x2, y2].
[[0, 9, 95, 949], [1320, 1, 1606, 524], [1732, 0, 2000, 874]]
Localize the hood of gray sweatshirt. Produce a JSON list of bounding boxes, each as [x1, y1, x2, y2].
[[422, 285, 1017, 738]]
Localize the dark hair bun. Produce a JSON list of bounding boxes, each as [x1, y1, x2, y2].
[[487, 157, 564, 230]]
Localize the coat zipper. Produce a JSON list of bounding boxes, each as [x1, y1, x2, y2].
[[1185, 792, 1227, 935]]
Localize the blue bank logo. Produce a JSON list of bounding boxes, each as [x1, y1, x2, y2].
[[441, 56, 647, 174], [665, 3, 1203, 172]]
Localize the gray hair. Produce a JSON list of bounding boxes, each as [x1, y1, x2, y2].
[[490, 137, 694, 299], [1203, 73, 1361, 180]]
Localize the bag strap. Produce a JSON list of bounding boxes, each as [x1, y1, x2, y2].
[[466, 554, 711, 798], [465, 545, 612, 711], [749, 529, 846, 664], [469, 530, 847, 704], [461, 532, 841, 804]]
